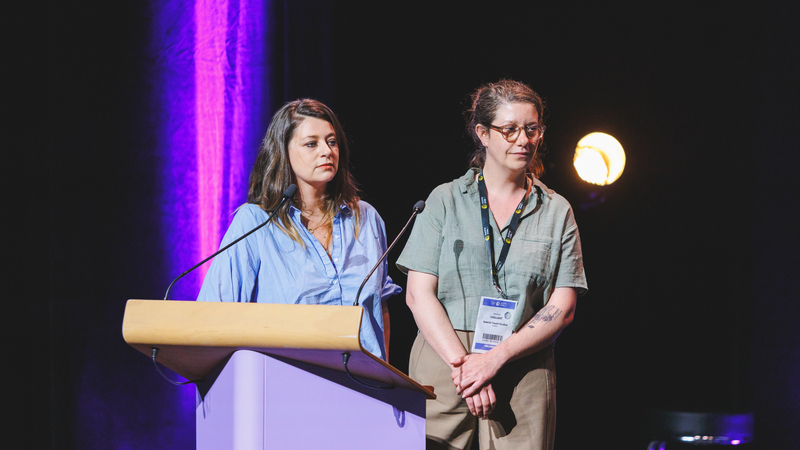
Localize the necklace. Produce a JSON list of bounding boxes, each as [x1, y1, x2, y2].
[[306, 216, 330, 235], [304, 214, 332, 253]]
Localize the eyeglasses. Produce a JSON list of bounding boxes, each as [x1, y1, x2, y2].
[[489, 124, 546, 142]]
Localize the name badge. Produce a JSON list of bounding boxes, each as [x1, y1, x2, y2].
[[471, 296, 518, 353]]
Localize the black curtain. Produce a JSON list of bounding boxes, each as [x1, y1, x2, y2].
[[6, 1, 799, 449]]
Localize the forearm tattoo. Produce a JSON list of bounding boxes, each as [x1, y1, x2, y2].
[[526, 305, 562, 329]]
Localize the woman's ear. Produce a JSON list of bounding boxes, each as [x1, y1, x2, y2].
[[476, 124, 489, 147]]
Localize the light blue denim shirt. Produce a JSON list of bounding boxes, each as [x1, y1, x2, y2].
[[197, 201, 401, 360]]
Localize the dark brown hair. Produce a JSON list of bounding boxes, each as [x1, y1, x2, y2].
[[247, 99, 360, 243], [466, 79, 547, 177]]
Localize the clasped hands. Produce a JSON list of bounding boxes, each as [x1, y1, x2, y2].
[[450, 352, 502, 419]]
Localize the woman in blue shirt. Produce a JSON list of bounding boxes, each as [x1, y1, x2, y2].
[[198, 99, 400, 361]]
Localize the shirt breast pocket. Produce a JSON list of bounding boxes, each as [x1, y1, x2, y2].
[[511, 235, 553, 284]]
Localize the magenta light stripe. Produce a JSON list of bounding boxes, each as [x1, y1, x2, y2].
[[195, 0, 227, 278], [228, 0, 261, 220], [155, 0, 268, 444], [192, 0, 265, 284], [158, 0, 266, 302]]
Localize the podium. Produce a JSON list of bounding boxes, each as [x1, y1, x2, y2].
[[122, 300, 434, 450]]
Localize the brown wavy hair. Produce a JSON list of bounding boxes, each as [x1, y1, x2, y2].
[[465, 79, 547, 177], [247, 99, 360, 243]]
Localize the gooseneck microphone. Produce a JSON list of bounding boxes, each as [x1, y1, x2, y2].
[[163, 184, 298, 300], [152, 185, 297, 386], [342, 200, 425, 391], [353, 200, 425, 307]]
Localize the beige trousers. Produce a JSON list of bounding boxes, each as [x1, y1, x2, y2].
[[409, 331, 556, 450]]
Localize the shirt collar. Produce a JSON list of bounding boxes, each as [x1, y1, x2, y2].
[[460, 167, 549, 205], [288, 202, 351, 217]]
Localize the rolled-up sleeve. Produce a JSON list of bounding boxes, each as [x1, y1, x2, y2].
[[396, 187, 446, 276], [554, 207, 588, 295]]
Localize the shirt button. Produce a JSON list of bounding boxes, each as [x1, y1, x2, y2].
[[334, 258, 339, 262], [332, 280, 338, 284], [334, 235, 339, 239]]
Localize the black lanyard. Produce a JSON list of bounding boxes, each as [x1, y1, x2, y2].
[[477, 172, 526, 299]]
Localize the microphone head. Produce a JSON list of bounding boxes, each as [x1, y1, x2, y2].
[[283, 184, 298, 199], [413, 200, 426, 213]]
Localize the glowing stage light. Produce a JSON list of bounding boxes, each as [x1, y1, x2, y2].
[[573, 132, 626, 186]]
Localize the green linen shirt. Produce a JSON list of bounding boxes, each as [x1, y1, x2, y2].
[[396, 168, 588, 332]]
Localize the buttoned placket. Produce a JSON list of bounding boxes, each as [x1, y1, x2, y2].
[[325, 212, 343, 302], [288, 206, 344, 302]]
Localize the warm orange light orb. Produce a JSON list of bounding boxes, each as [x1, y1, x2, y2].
[[573, 132, 626, 186]]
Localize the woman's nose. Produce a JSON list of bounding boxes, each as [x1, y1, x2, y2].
[[515, 130, 531, 146]]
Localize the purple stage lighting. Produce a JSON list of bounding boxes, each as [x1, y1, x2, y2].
[[157, 0, 267, 302], [152, 0, 270, 445]]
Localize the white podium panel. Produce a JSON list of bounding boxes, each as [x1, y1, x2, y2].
[[197, 350, 426, 450]]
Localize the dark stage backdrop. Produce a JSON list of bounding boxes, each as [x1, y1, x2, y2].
[[6, 1, 799, 449]]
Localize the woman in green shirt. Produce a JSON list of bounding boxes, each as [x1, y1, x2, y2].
[[396, 80, 588, 450]]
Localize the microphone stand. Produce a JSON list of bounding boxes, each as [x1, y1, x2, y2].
[[353, 200, 425, 307], [153, 185, 297, 386], [343, 200, 425, 391]]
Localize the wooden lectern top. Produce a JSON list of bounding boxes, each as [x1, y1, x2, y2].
[[122, 299, 434, 398]]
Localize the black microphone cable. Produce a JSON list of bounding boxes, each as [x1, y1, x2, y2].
[[341, 352, 393, 390], [151, 348, 197, 386]]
